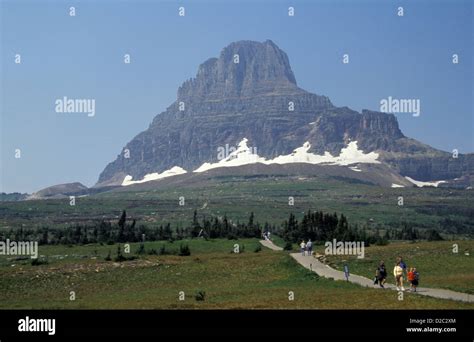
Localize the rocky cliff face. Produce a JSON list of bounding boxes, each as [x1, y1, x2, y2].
[[178, 40, 301, 100], [97, 40, 472, 186]]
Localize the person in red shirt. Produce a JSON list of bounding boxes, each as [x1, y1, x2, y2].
[[407, 268, 415, 292]]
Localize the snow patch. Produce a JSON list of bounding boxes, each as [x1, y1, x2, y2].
[[122, 166, 187, 186], [194, 138, 266, 172], [391, 183, 405, 188], [194, 138, 380, 173], [349, 166, 362, 172], [405, 176, 446, 188]]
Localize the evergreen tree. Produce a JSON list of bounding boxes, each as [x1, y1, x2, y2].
[[191, 210, 201, 237], [118, 210, 127, 242]]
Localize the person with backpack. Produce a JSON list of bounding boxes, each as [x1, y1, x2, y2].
[[375, 261, 387, 288], [306, 239, 313, 256], [411, 267, 419, 292]]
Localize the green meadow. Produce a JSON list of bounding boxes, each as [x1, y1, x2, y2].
[[1, 176, 473, 309], [0, 239, 473, 309]]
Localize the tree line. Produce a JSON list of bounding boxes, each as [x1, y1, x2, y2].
[[2, 210, 269, 245], [281, 211, 384, 245], [1, 209, 443, 246]]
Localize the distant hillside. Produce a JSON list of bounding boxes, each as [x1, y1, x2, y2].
[[0, 192, 29, 201]]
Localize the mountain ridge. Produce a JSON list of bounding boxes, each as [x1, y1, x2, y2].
[[96, 40, 473, 187]]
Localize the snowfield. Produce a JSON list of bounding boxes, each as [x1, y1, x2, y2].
[[121, 138, 381, 186], [122, 166, 187, 186], [404, 176, 446, 188], [194, 138, 380, 173]]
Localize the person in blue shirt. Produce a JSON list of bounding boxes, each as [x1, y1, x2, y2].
[[398, 256, 407, 274], [344, 264, 350, 281], [306, 239, 313, 256]]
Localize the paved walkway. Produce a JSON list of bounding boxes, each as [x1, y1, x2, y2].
[[259, 239, 283, 251], [259, 240, 473, 303]]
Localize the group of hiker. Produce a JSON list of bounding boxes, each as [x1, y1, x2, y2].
[[262, 231, 272, 241], [299, 239, 313, 256], [275, 236, 422, 292], [374, 256, 420, 292], [297, 238, 421, 291]]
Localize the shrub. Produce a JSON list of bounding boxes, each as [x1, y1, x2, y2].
[[427, 229, 444, 241], [283, 242, 293, 251], [31, 258, 48, 266], [179, 244, 191, 256], [195, 291, 206, 301], [254, 244, 262, 253], [375, 236, 389, 246], [136, 244, 145, 255], [114, 253, 127, 262], [159, 245, 169, 255], [104, 250, 111, 261], [113, 244, 136, 262], [227, 233, 238, 240], [147, 248, 158, 255]]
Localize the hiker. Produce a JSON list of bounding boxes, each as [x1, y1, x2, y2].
[[407, 268, 415, 291], [393, 261, 405, 291], [306, 239, 313, 256], [344, 264, 350, 281], [267, 232, 271, 241], [375, 261, 387, 288], [300, 240, 306, 256], [411, 267, 419, 292], [398, 256, 407, 276]]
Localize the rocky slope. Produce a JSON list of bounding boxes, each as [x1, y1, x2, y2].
[[27, 182, 89, 200]]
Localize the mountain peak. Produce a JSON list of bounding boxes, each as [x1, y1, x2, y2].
[[97, 40, 472, 188], [178, 40, 302, 100]]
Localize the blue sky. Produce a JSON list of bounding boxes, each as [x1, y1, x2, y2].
[[1, 0, 473, 193]]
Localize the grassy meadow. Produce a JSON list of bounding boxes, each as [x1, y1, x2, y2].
[[0, 239, 473, 309], [1, 176, 473, 309]]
